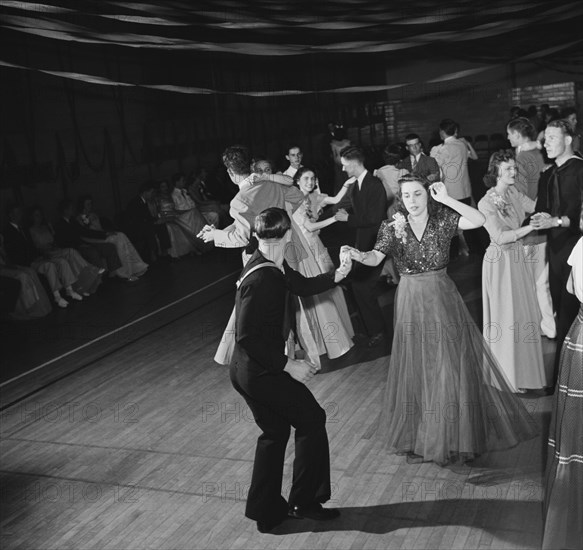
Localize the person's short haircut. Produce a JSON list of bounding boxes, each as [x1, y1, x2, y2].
[[139, 181, 156, 194], [546, 119, 574, 138], [339, 145, 365, 164], [507, 117, 536, 140], [404, 133, 421, 143], [254, 207, 291, 240], [222, 145, 251, 176], [287, 144, 301, 154], [439, 118, 458, 136], [483, 149, 515, 188]]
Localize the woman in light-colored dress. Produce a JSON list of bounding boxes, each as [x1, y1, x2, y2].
[[478, 151, 546, 392], [28, 207, 102, 298], [77, 195, 148, 281], [287, 167, 355, 363]]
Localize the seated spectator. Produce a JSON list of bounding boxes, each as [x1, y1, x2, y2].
[[4, 205, 84, 308], [154, 180, 205, 258], [0, 233, 52, 319], [0, 274, 21, 318], [171, 173, 209, 249], [28, 206, 103, 297], [123, 181, 172, 264], [54, 199, 122, 275], [76, 195, 147, 281], [187, 168, 229, 227]]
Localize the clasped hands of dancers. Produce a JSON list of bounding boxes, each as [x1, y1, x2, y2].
[[225, 178, 538, 534]]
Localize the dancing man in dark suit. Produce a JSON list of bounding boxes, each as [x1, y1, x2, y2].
[[335, 145, 388, 346], [230, 207, 351, 533]]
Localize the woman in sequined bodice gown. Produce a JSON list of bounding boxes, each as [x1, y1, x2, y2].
[[342, 175, 538, 466]]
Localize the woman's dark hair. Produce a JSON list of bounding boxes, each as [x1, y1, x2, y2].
[[293, 166, 318, 192], [254, 207, 291, 239], [383, 144, 404, 166], [483, 149, 515, 187], [394, 174, 438, 216]]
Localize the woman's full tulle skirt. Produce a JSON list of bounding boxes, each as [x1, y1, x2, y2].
[[376, 268, 538, 465]]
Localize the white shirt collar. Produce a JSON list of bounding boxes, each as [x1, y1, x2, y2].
[[444, 136, 455, 143], [357, 169, 368, 189]]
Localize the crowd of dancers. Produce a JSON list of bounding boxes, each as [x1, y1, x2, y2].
[[202, 115, 582, 548]]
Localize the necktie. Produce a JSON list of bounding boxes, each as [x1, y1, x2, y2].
[[411, 156, 417, 171]]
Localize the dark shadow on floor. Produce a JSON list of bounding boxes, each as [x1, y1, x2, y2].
[[269, 499, 542, 545]]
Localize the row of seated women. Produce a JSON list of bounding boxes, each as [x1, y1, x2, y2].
[[1, 197, 152, 319], [1, 171, 229, 320], [1, 204, 105, 318]]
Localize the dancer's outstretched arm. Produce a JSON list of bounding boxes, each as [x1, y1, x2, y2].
[[341, 245, 386, 267], [430, 182, 485, 230]]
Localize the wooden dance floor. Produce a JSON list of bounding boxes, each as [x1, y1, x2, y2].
[[0, 239, 556, 549]]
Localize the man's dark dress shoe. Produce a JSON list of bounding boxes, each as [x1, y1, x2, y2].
[[288, 503, 340, 520]]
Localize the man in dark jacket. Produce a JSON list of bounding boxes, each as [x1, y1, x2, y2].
[[230, 207, 351, 533], [335, 145, 388, 346]]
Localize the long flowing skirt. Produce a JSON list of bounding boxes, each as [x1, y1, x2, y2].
[[106, 233, 148, 279], [482, 243, 546, 390], [542, 304, 583, 550], [285, 219, 354, 363], [167, 211, 207, 257], [47, 248, 101, 294], [376, 268, 538, 465]]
